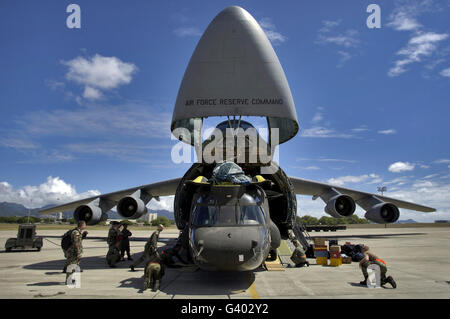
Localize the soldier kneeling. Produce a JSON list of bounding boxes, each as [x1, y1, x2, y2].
[[290, 240, 310, 267], [143, 250, 165, 292], [359, 245, 396, 288]]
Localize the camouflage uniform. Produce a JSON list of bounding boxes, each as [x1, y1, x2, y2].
[[64, 228, 83, 272], [360, 251, 387, 279], [132, 230, 160, 268], [106, 225, 121, 267], [143, 252, 165, 291], [290, 246, 308, 267]]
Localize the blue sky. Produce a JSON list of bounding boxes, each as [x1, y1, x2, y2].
[[1, 0, 449, 221]]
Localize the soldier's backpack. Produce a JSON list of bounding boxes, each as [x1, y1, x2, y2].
[[61, 229, 75, 250]]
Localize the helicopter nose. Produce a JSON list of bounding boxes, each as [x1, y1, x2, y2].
[[191, 226, 266, 271]]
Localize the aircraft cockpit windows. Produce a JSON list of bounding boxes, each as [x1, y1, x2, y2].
[[192, 192, 265, 227], [194, 205, 217, 226], [217, 205, 237, 226], [238, 205, 264, 225]]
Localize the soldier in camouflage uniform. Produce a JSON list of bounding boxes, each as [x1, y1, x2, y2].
[[106, 222, 122, 268], [143, 250, 165, 292], [359, 244, 396, 288], [290, 240, 309, 267], [64, 220, 87, 276], [130, 224, 164, 271]]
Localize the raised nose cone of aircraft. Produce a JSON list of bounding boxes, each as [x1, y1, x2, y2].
[[172, 6, 298, 146]]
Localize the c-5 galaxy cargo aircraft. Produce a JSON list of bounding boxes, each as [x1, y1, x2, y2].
[[39, 6, 435, 271]]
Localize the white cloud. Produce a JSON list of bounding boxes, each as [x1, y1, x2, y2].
[[311, 107, 324, 124], [259, 18, 287, 45], [83, 86, 102, 100], [290, 165, 321, 171], [300, 126, 353, 139], [65, 142, 171, 164], [440, 67, 450, 77], [387, 0, 450, 77], [388, 161, 415, 173], [387, 0, 444, 32], [45, 79, 65, 91], [1, 100, 174, 164], [317, 29, 360, 48], [311, 113, 323, 123], [148, 195, 174, 211], [0, 137, 38, 150], [387, 11, 422, 31], [19, 102, 171, 139], [61, 54, 138, 99], [305, 166, 320, 170], [388, 32, 449, 77], [173, 26, 202, 37], [296, 157, 357, 164], [378, 129, 397, 135], [433, 159, 450, 164], [412, 180, 433, 188], [352, 125, 370, 132], [337, 51, 352, 67], [385, 180, 450, 222], [327, 174, 380, 187], [316, 20, 360, 66], [0, 177, 100, 209], [318, 20, 342, 33]]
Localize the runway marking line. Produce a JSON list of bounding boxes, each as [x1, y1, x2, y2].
[[247, 272, 259, 299]]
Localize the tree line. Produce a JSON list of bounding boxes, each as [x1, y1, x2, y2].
[[295, 215, 369, 225], [0, 216, 55, 224], [0, 216, 174, 226]]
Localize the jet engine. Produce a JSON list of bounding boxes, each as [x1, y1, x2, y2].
[[364, 203, 399, 224], [324, 194, 356, 218], [117, 196, 147, 219], [116, 189, 152, 219], [74, 200, 109, 225], [320, 188, 356, 218]]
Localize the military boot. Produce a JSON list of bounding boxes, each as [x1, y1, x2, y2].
[[62, 266, 67, 273], [386, 276, 397, 289], [360, 275, 368, 285], [143, 279, 149, 291], [130, 265, 135, 271], [153, 280, 160, 292]]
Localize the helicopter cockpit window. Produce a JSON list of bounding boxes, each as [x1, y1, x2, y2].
[[192, 192, 265, 227], [193, 205, 217, 226], [217, 205, 237, 226], [238, 205, 264, 225]]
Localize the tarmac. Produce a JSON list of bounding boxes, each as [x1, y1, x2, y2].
[[0, 226, 449, 299]]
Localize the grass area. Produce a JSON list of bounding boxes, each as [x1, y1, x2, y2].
[[0, 223, 179, 231]]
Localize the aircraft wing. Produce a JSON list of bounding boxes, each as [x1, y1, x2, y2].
[[38, 178, 182, 215], [288, 176, 435, 213]]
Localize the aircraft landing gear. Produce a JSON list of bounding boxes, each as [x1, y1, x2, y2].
[[266, 249, 278, 261]]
